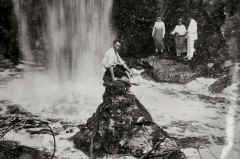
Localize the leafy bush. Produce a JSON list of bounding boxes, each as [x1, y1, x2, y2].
[[111, 0, 162, 57]]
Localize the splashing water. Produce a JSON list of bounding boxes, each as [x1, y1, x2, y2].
[[6, 1, 240, 158], [10, 0, 114, 116], [45, 0, 114, 83], [13, 0, 114, 83]]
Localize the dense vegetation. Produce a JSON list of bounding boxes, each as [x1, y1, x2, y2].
[[111, 0, 161, 57], [111, 0, 226, 59], [111, 0, 239, 77]]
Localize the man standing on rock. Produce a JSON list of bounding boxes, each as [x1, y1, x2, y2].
[[186, 15, 198, 60], [152, 16, 166, 54], [102, 39, 132, 82]]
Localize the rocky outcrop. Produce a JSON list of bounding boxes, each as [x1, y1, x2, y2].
[[0, 55, 15, 72], [208, 75, 232, 93], [141, 58, 196, 84], [0, 141, 50, 159], [72, 80, 186, 159], [0, 101, 54, 159]]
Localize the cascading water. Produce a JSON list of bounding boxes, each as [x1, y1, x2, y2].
[[13, 0, 114, 83], [12, 0, 33, 63], [5, 0, 115, 121]]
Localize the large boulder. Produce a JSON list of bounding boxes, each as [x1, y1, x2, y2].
[[72, 80, 185, 159], [141, 57, 196, 84], [0, 141, 50, 159]]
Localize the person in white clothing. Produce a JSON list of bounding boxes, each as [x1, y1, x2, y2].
[[171, 18, 187, 57], [152, 17, 165, 54], [102, 40, 132, 81], [186, 16, 198, 60]]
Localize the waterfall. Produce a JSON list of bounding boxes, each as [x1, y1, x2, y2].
[[13, 0, 114, 83]]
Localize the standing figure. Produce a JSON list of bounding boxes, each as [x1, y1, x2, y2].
[[186, 16, 198, 60], [152, 16, 165, 54], [102, 39, 132, 82], [171, 18, 187, 57]]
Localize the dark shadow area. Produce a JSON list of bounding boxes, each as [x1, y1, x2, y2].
[[0, 0, 19, 65]]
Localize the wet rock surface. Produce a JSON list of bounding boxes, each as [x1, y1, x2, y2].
[[141, 58, 196, 84], [0, 101, 54, 159], [208, 75, 233, 93], [0, 55, 15, 71], [72, 80, 186, 158], [0, 69, 233, 159], [0, 140, 50, 159]]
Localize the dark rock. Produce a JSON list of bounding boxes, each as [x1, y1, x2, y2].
[[222, 13, 240, 62], [194, 59, 232, 78], [209, 75, 232, 93], [72, 79, 185, 158], [0, 140, 51, 159], [0, 102, 33, 117], [0, 102, 56, 159], [197, 94, 231, 105], [124, 57, 152, 70], [142, 57, 196, 84]]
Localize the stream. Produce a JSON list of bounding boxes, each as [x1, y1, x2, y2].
[[0, 68, 238, 159]]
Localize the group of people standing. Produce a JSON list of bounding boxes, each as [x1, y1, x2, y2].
[[152, 15, 198, 60]]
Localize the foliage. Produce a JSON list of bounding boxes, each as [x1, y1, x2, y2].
[[111, 0, 230, 64], [111, 0, 162, 57]]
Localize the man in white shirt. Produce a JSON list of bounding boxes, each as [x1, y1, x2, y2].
[[102, 40, 132, 81], [186, 16, 198, 60], [152, 17, 165, 54], [171, 18, 187, 56]]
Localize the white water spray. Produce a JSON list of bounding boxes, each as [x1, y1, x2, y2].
[[13, 0, 114, 84], [9, 0, 114, 119], [44, 0, 114, 83]]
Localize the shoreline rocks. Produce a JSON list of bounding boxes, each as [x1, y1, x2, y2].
[[0, 101, 54, 159], [141, 58, 197, 84], [208, 75, 233, 93]]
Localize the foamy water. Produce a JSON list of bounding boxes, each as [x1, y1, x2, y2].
[[0, 70, 238, 159], [0, 70, 104, 122]]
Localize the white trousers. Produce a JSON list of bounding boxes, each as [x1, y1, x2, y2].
[[187, 37, 196, 60]]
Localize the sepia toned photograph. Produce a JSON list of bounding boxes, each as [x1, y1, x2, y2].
[[0, 0, 239, 159]]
